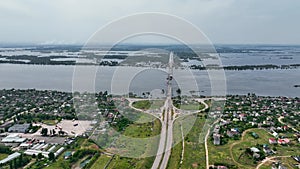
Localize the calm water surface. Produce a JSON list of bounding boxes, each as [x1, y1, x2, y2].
[[0, 64, 299, 97]]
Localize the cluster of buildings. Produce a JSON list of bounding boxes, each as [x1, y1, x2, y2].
[[8, 123, 30, 133], [0, 89, 74, 124], [212, 94, 299, 145], [268, 138, 290, 145], [0, 119, 91, 167], [210, 94, 300, 167], [24, 143, 65, 158], [0, 130, 77, 166]]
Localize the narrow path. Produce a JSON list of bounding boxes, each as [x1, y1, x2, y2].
[[204, 128, 210, 169], [204, 119, 220, 169], [229, 128, 290, 169], [278, 116, 299, 133], [179, 122, 185, 166], [255, 156, 290, 169], [23, 159, 36, 169], [229, 128, 253, 168]]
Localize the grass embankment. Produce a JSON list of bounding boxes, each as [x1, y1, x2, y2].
[[132, 100, 164, 110]]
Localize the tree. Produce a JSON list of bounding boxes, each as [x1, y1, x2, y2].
[[0, 144, 11, 154], [17, 153, 23, 167], [48, 152, 55, 161], [37, 153, 43, 160], [176, 88, 181, 96], [9, 161, 13, 169], [41, 128, 48, 136], [58, 130, 65, 135], [13, 158, 17, 169]]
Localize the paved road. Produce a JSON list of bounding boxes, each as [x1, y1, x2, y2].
[[127, 98, 161, 119], [152, 52, 174, 169], [159, 88, 174, 169]]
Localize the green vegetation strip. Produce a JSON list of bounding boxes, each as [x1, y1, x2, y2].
[[132, 100, 164, 110], [89, 155, 112, 169], [167, 114, 206, 169]]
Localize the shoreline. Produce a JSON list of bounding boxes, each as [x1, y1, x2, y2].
[[0, 62, 300, 71], [0, 88, 298, 99]]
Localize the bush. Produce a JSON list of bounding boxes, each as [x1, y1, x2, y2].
[[0, 144, 11, 154]]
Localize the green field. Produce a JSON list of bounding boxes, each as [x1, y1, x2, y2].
[[167, 114, 206, 169], [208, 139, 237, 168], [123, 119, 161, 138], [167, 116, 183, 169], [259, 157, 297, 169], [209, 128, 300, 169], [105, 114, 161, 169], [167, 142, 182, 169], [42, 120, 57, 125], [90, 155, 112, 169], [45, 158, 71, 169], [0, 153, 8, 160], [106, 155, 155, 169], [174, 100, 205, 111], [132, 100, 164, 110], [181, 115, 206, 169], [231, 128, 271, 168]]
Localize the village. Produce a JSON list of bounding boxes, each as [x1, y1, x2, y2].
[[210, 94, 300, 169], [0, 89, 299, 168]]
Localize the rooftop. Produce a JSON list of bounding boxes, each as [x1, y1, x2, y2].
[[0, 152, 21, 164]]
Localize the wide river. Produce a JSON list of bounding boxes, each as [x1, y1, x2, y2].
[[0, 64, 299, 97]]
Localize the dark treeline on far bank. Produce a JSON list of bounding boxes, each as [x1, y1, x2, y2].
[[190, 64, 300, 71], [1, 59, 300, 71], [0, 55, 119, 66]]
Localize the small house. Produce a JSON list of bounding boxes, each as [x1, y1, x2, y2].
[[269, 138, 277, 144], [213, 134, 221, 145]]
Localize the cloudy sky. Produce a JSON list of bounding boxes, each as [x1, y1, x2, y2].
[[0, 0, 299, 45]]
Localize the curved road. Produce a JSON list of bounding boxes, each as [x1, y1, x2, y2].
[[255, 156, 290, 169], [278, 116, 299, 133]]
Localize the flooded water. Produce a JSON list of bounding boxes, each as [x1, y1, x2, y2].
[[0, 64, 299, 97]]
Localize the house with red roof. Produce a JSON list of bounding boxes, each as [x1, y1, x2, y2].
[[277, 138, 290, 145], [269, 138, 277, 144]]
